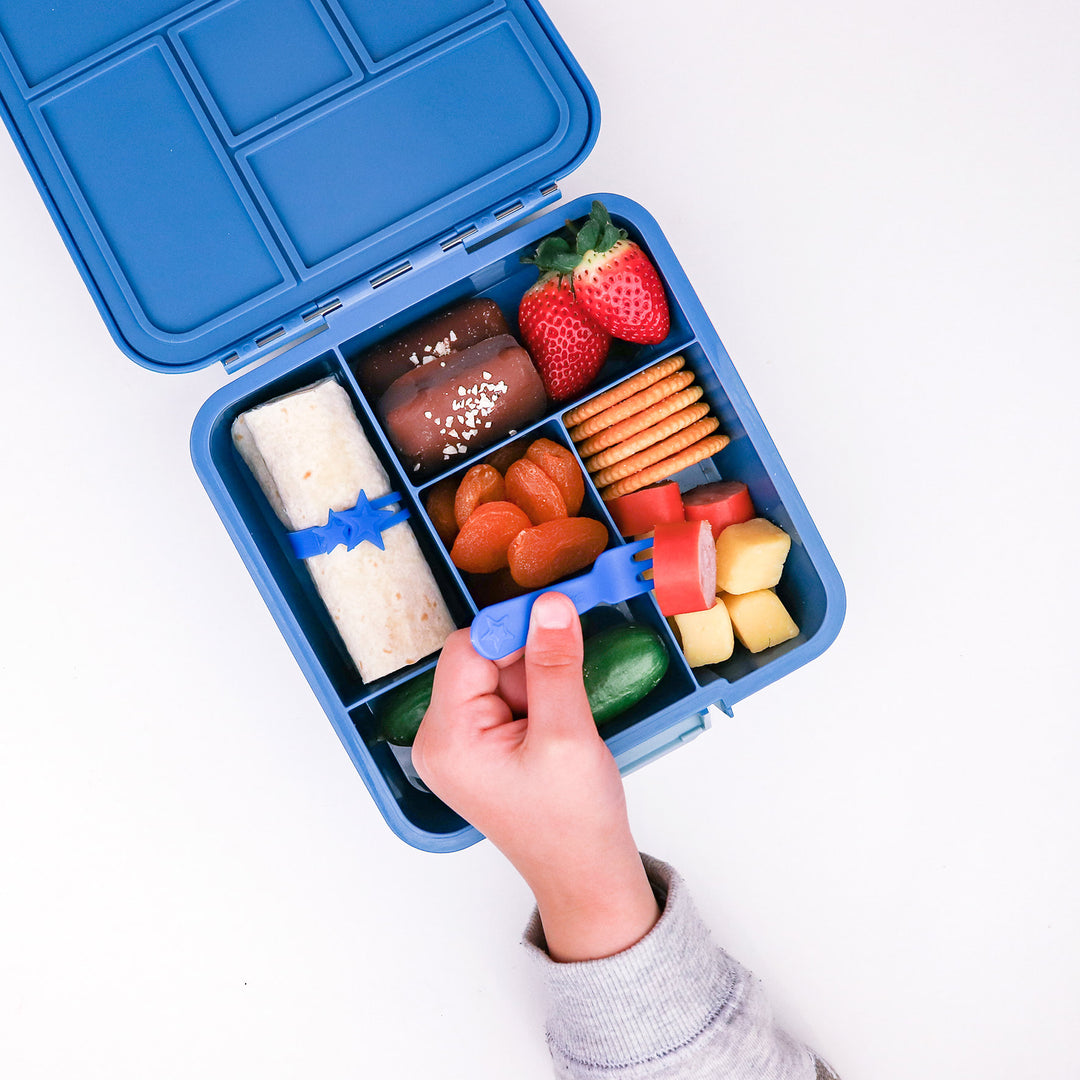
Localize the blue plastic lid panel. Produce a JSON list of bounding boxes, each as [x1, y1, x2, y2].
[[0, 0, 598, 371]]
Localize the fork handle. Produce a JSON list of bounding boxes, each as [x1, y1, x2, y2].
[[470, 573, 601, 660]]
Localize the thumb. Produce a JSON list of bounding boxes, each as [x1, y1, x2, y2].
[[524, 592, 595, 740]]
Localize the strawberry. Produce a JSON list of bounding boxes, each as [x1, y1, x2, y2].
[[525, 201, 670, 345], [574, 244, 669, 344], [518, 271, 611, 402]]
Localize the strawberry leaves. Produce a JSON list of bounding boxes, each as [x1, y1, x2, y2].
[[568, 200, 625, 257], [521, 235, 579, 277], [517, 201, 672, 401], [521, 200, 671, 345]]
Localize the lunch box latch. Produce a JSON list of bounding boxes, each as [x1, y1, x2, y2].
[[613, 709, 712, 776]]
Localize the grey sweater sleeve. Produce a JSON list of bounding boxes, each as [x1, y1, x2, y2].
[[522, 855, 837, 1080]]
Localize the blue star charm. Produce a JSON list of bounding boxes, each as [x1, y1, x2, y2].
[[288, 491, 410, 559]]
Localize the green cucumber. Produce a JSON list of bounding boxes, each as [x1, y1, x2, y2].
[[582, 623, 670, 725], [375, 667, 436, 746], [374, 622, 669, 745]]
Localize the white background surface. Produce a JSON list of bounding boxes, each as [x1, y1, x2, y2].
[[1, 1, 1078, 1077]]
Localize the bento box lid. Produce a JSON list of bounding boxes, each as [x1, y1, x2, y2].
[[0, 0, 599, 373]]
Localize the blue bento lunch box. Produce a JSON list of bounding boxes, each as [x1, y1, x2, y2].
[[0, 0, 845, 852]]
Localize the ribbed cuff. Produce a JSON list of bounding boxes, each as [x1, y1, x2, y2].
[[522, 854, 745, 1069]]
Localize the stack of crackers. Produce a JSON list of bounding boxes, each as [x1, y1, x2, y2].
[[565, 356, 729, 499]]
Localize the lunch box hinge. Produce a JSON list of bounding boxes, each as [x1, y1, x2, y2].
[[222, 307, 332, 374], [307, 230, 466, 329], [461, 181, 561, 252], [279, 181, 563, 349]]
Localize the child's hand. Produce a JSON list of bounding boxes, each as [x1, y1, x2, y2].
[[413, 592, 659, 961]]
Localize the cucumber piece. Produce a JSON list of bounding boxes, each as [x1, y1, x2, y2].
[[374, 622, 670, 745], [375, 667, 436, 746], [582, 623, 670, 725]]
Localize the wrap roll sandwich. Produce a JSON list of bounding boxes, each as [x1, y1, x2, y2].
[[232, 378, 456, 682]]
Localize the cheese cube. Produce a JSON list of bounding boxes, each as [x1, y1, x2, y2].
[[670, 602, 734, 667], [722, 590, 799, 653], [715, 518, 791, 595]]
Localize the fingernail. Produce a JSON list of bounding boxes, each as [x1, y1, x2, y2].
[[531, 594, 572, 630]]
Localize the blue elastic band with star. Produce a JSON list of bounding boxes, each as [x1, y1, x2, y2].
[[287, 490, 410, 559]]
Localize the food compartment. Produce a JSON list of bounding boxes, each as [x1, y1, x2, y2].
[[348, 700, 472, 846], [567, 338, 836, 697], [503, 202, 699, 426], [581, 599, 698, 744], [677, 341, 829, 683], [560, 346, 733, 549], [416, 423, 617, 609], [199, 349, 473, 704], [340, 216, 697, 487], [355, 597, 695, 811], [172, 0, 360, 140]]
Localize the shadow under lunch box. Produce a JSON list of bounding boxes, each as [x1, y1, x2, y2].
[[0, 0, 845, 852]]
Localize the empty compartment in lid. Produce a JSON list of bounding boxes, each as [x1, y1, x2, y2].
[[240, 16, 580, 271], [29, 42, 296, 353], [333, 0, 502, 67], [172, 0, 360, 139], [0, 0, 193, 88]]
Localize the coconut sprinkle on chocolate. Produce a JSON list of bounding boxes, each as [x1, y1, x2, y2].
[[435, 378, 512, 459]]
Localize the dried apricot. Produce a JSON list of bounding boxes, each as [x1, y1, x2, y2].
[[424, 477, 459, 548], [507, 517, 609, 589], [450, 501, 531, 574], [484, 438, 529, 476], [505, 458, 568, 525], [525, 438, 585, 515], [454, 463, 505, 529], [464, 567, 531, 608]]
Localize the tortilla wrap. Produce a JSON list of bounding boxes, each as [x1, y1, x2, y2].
[[232, 378, 456, 682]]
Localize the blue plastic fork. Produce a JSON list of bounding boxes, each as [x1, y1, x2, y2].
[[470, 538, 654, 659]]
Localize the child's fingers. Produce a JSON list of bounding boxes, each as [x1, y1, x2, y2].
[[496, 655, 528, 717], [415, 631, 512, 786], [522, 593, 594, 742], [427, 629, 504, 731], [493, 646, 525, 669]]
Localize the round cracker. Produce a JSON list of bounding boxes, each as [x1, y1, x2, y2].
[[576, 385, 705, 456], [569, 370, 696, 441], [563, 355, 686, 429], [590, 418, 721, 488], [584, 402, 712, 472], [600, 435, 732, 499]]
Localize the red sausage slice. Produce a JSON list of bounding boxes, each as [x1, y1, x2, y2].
[[651, 519, 717, 616], [683, 481, 755, 540], [606, 481, 685, 537]]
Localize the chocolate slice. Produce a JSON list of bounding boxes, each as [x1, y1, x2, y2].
[[353, 298, 509, 399], [378, 335, 545, 477]]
